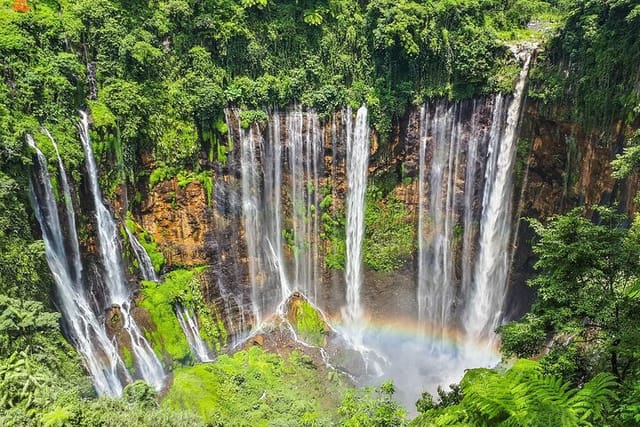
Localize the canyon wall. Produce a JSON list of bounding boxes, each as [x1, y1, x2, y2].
[[118, 99, 638, 349]]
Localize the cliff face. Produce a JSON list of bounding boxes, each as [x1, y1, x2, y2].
[[507, 103, 640, 318], [125, 101, 639, 346], [138, 179, 212, 267], [517, 104, 639, 218]]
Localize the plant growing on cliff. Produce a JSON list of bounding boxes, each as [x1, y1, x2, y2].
[[290, 299, 327, 347], [139, 268, 225, 363], [125, 217, 165, 273], [363, 185, 415, 272]]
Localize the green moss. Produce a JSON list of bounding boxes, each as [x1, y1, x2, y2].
[[139, 268, 226, 364], [319, 184, 346, 271], [163, 347, 343, 426], [149, 163, 178, 189], [175, 170, 214, 206], [122, 347, 135, 373], [238, 110, 268, 129], [291, 300, 326, 347]]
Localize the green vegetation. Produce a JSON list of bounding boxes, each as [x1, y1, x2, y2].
[[3, 0, 640, 424], [363, 184, 415, 271], [139, 278, 192, 364], [164, 346, 344, 426], [339, 381, 408, 426], [496, 206, 640, 425], [321, 181, 415, 272], [529, 0, 640, 127], [413, 359, 618, 426], [139, 268, 225, 364], [319, 184, 347, 270], [500, 207, 640, 382]]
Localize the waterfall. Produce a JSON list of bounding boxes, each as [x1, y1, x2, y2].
[[267, 110, 290, 299], [416, 99, 497, 346], [176, 305, 212, 362], [28, 134, 129, 397], [125, 227, 158, 282], [464, 51, 533, 343], [43, 129, 83, 284], [343, 105, 370, 344], [238, 114, 266, 324], [285, 108, 322, 300], [415, 49, 533, 349], [78, 112, 166, 390], [416, 103, 462, 344], [230, 108, 323, 327]]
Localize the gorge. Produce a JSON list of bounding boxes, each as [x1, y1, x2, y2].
[[2, 0, 640, 425]]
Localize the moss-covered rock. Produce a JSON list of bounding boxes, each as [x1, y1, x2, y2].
[[286, 294, 329, 347]]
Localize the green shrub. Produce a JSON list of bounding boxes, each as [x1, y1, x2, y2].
[[164, 347, 342, 425]]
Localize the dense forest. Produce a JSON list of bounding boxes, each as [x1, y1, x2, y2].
[[1, 0, 640, 425]]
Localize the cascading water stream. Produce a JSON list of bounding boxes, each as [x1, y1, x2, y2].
[[43, 129, 83, 284], [125, 227, 158, 282], [266, 109, 290, 299], [415, 49, 533, 352], [343, 105, 370, 347], [463, 50, 534, 344], [237, 113, 266, 325], [285, 108, 323, 300], [175, 305, 212, 362], [28, 134, 128, 397], [78, 112, 165, 390], [125, 219, 214, 362]]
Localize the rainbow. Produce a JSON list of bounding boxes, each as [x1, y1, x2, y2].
[[327, 312, 501, 361]]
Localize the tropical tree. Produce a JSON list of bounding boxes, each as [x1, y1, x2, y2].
[[500, 206, 640, 382]]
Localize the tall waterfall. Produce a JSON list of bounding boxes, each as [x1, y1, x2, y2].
[[416, 50, 533, 348], [28, 134, 128, 397], [464, 51, 534, 343], [79, 112, 166, 390], [231, 108, 323, 326], [43, 129, 83, 285], [343, 106, 370, 344]]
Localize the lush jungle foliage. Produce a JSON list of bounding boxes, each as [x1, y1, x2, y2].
[[2, 0, 640, 425], [528, 0, 640, 127]]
